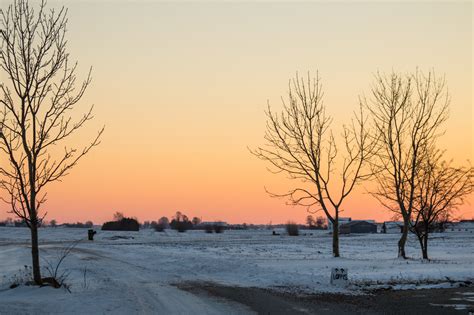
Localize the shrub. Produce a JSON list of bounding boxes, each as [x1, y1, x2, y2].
[[158, 216, 169, 228], [153, 217, 169, 232], [42, 241, 80, 292], [101, 218, 139, 231], [3, 265, 32, 289], [153, 222, 166, 232], [170, 212, 192, 232], [170, 220, 192, 232], [213, 224, 225, 233], [286, 222, 299, 236]]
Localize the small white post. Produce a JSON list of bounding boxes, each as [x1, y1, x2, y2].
[[330, 267, 348, 286]]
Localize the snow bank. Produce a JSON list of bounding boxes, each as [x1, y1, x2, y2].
[[0, 227, 472, 313]]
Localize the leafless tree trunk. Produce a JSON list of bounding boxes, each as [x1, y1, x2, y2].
[[252, 72, 374, 257], [0, 0, 103, 285], [411, 151, 473, 259], [365, 70, 449, 259]]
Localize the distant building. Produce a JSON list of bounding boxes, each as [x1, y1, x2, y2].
[[328, 217, 351, 233], [382, 221, 404, 233], [339, 221, 377, 234], [446, 220, 474, 233], [328, 218, 377, 233]]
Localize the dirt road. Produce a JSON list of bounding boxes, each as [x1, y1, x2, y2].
[[180, 283, 474, 315]]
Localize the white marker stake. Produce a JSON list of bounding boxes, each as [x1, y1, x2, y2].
[[330, 268, 348, 286]]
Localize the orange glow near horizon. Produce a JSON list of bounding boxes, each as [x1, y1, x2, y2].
[[0, 2, 472, 224]]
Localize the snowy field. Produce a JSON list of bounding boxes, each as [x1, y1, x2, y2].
[[0, 227, 473, 314]]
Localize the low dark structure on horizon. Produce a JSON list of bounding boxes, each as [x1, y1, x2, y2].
[[101, 218, 139, 231], [339, 221, 377, 234], [62, 221, 93, 228]]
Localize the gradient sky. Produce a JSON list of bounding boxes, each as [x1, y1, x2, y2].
[[0, 1, 472, 224]]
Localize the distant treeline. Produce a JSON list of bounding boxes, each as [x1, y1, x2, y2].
[[0, 218, 28, 227], [61, 221, 93, 228], [0, 218, 93, 228], [0, 213, 328, 231]]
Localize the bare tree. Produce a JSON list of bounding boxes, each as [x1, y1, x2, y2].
[[0, 0, 103, 284], [113, 211, 124, 221], [192, 216, 201, 226], [153, 216, 169, 232], [315, 216, 326, 229], [252, 72, 374, 257], [366, 70, 449, 258], [158, 216, 169, 227], [411, 151, 473, 259]]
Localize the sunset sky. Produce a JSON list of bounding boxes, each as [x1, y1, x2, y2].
[[0, 1, 472, 224]]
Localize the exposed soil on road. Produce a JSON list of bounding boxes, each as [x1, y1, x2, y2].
[[179, 283, 474, 315]]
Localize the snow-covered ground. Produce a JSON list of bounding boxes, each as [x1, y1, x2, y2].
[[0, 227, 473, 313]]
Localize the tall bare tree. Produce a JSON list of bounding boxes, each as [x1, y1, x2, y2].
[[252, 73, 374, 257], [366, 70, 449, 258], [306, 215, 316, 228], [0, 0, 103, 284], [411, 151, 473, 259]]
